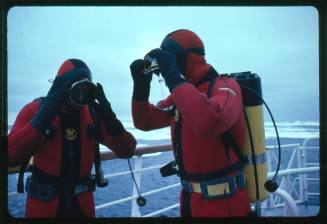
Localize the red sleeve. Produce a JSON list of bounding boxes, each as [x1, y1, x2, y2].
[[8, 102, 43, 167], [99, 121, 136, 159], [171, 78, 243, 138], [131, 100, 170, 131]]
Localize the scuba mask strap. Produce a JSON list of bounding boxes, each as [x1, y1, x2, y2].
[[160, 38, 205, 56], [183, 47, 205, 56]]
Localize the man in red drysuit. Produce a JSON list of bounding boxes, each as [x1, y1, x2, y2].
[[130, 29, 251, 217], [8, 59, 136, 217]]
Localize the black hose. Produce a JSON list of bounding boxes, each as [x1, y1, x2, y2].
[[127, 158, 146, 206], [241, 85, 281, 184], [127, 158, 142, 196], [244, 109, 260, 201]]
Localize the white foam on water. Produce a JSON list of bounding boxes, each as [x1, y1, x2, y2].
[[265, 120, 319, 127], [123, 120, 320, 140], [7, 115, 319, 141], [264, 121, 319, 139]]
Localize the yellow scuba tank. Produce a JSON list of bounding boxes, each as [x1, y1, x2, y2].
[[230, 72, 268, 202]]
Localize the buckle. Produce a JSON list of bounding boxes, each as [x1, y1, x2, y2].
[[227, 176, 236, 195], [26, 176, 57, 201], [74, 184, 89, 195], [88, 176, 97, 192], [74, 177, 96, 194], [181, 180, 193, 193], [200, 176, 236, 200], [235, 171, 246, 190]]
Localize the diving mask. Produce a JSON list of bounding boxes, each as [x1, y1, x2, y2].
[[143, 54, 159, 75], [69, 78, 97, 106]]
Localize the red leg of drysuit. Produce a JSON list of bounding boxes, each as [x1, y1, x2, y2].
[[26, 192, 95, 217], [26, 196, 60, 218], [180, 189, 251, 217], [77, 192, 95, 217]]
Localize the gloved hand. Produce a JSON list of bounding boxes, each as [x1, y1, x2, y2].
[[130, 59, 152, 101], [31, 68, 89, 133], [146, 48, 186, 92], [91, 83, 125, 136]]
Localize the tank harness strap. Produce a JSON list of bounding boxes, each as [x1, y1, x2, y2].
[[174, 68, 220, 180], [180, 160, 246, 182], [181, 170, 246, 199], [17, 161, 28, 193], [196, 67, 220, 87], [161, 68, 247, 182], [220, 132, 246, 161], [89, 106, 101, 177], [16, 97, 100, 194], [187, 73, 247, 180], [207, 75, 247, 171], [160, 68, 247, 181]]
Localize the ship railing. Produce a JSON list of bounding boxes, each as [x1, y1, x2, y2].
[[8, 137, 320, 217], [262, 137, 319, 216]]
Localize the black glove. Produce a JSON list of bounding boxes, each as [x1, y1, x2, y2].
[[130, 59, 152, 101], [146, 48, 186, 92], [91, 83, 125, 136], [31, 68, 89, 133]]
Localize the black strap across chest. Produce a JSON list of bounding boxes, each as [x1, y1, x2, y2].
[[17, 99, 97, 192], [172, 68, 246, 182], [59, 111, 82, 184]]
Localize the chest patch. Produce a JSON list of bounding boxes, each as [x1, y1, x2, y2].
[[64, 128, 78, 141]]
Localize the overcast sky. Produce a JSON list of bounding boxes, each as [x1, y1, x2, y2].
[[7, 6, 319, 123]]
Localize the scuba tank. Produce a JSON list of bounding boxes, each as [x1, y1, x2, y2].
[[228, 72, 268, 202]]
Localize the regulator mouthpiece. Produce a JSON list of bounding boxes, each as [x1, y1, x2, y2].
[[69, 78, 96, 106], [143, 54, 159, 75]]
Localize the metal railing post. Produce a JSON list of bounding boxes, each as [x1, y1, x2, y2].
[[266, 148, 274, 209], [283, 174, 291, 215], [131, 155, 143, 217], [297, 145, 305, 204], [273, 188, 299, 217], [301, 140, 308, 205]]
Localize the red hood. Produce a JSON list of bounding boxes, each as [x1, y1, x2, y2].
[[56, 58, 91, 81], [185, 54, 212, 85]]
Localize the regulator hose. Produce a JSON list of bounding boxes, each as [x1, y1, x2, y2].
[[241, 85, 281, 192], [127, 158, 146, 207]]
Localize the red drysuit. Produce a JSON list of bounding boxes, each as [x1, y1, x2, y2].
[[8, 59, 136, 217], [132, 29, 251, 217]]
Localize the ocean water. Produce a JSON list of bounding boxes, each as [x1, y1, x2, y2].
[[7, 121, 320, 217]]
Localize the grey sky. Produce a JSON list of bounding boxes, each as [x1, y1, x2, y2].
[[7, 6, 319, 123]]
